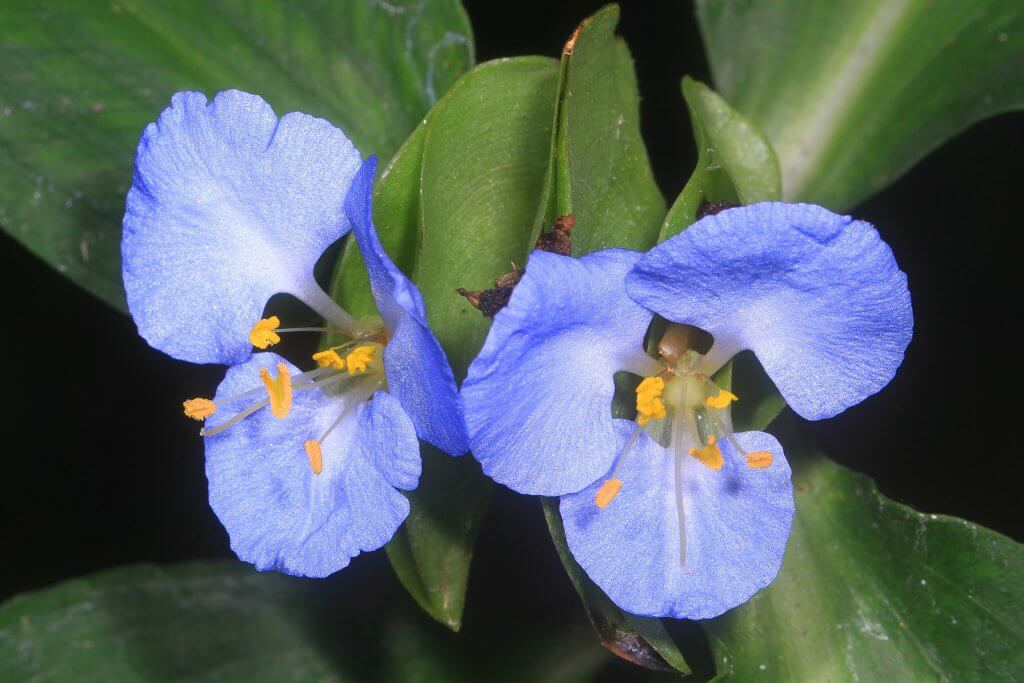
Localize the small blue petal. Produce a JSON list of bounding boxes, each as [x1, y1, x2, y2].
[[626, 203, 913, 419], [344, 157, 468, 456], [205, 352, 420, 578], [123, 90, 362, 365], [561, 422, 793, 619], [463, 249, 658, 496]]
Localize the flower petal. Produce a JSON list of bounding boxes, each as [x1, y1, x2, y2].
[[626, 203, 913, 419], [205, 352, 419, 578], [344, 156, 468, 456], [123, 90, 362, 365], [561, 423, 793, 619], [463, 249, 658, 496]]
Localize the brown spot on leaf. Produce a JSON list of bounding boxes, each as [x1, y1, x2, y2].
[[696, 201, 735, 219], [456, 214, 575, 317]]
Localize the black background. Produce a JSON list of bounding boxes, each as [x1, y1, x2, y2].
[[2, 0, 1021, 678]]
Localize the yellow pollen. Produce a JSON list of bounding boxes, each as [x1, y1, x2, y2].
[[595, 478, 623, 509], [689, 435, 724, 471], [183, 398, 216, 421], [249, 316, 281, 349], [635, 376, 667, 426], [259, 362, 293, 419], [746, 451, 773, 469], [346, 345, 377, 375], [312, 349, 345, 370], [706, 389, 739, 410], [304, 440, 324, 475]]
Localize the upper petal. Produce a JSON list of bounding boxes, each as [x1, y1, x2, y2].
[[462, 249, 658, 496], [123, 90, 362, 365], [561, 424, 794, 619], [626, 203, 913, 419], [204, 352, 420, 578], [344, 156, 468, 456]]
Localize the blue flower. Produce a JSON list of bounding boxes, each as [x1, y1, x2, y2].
[[462, 203, 912, 618], [122, 91, 467, 577]]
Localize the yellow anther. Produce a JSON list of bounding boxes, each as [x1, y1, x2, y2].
[[706, 389, 739, 410], [183, 398, 216, 421], [249, 316, 281, 349], [689, 435, 723, 471], [746, 451, 773, 469], [635, 376, 668, 426], [595, 478, 623, 509], [346, 345, 377, 375], [259, 362, 293, 419], [304, 440, 324, 475], [312, 349, 345, 370]]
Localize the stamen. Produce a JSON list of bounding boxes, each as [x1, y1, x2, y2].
[[312, 349, 345, 370], [182, 398, 216, 421], [746, 451, 774, 469], [688, 435, 724, 470], [635, 376, 668, 426], [249, 317, 281, 349], [201, 398, 269, 436], [259, 362, 293, 419], [346, 345, 377, 375], [705, 388, 738, 409], [595, 479, 623, 508], [706, 410, 775, 470], [304, 440, 324, 475]]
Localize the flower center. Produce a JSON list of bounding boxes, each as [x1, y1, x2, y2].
[[182, 317, 388, 476], [594, 324, 774, 566]]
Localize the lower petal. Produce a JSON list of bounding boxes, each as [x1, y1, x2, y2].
[[205, 353, 419, 578], [561, 424, 794, 619]]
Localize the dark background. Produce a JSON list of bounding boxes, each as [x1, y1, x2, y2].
[[2, 0, 1021, 678]]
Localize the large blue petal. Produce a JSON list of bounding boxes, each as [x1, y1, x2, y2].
[[344, 156, 468, 456], [463, 249, 659, 496], [626, 203, 913, 420], [204, 352, 420, 578], [123, 90, 362, 365], [562, 421, 793, 619]]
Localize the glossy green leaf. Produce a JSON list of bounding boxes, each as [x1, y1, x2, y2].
[[697, 0, 1024, 210], [0, 0, 473, 309], [0, 561, 615, 682], [707, 442, 1024, 681], [659, 77, 780, 242], [329, 56, 561, 630], [540, 4, 666, 253], [532, 9, 685, 674]]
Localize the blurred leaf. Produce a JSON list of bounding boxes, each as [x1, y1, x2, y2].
[[0, 561, 616, 682], [542, 500, 691, 676], [659, 77, 780, 241], [0, 0, 474, 309], [330, 56, 561, 630], [707, 442, 1024, 681], [537, 3, 665, 253], [696, 0, 1024, 209]]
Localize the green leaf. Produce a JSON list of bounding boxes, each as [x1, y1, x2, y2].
[[660, 78, 783, 432], [531, 9, 686, 673], [706, 443, 1024, 681], [0, 561, 616, 682], [0, 0, 474, 309], [541, 3, 666, 253], [659, 77, 780, 242], [542, 499, 691, 675], [330, 56, 561, 630], [696, 0, 1024, 210]]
